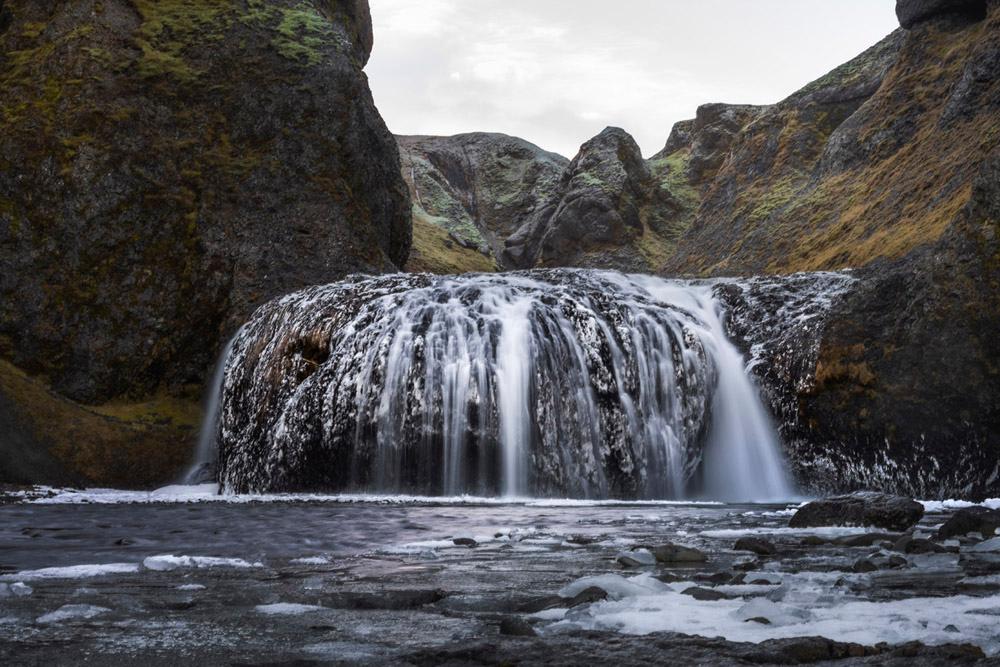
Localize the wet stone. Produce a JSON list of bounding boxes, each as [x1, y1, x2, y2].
[[652, 543, 707, 563], [734, 537, 776, 555], [499, 616, 537, 637], [681, 586, 730, 601]]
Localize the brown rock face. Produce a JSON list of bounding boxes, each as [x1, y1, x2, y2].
[[0, 0, 410, 486]]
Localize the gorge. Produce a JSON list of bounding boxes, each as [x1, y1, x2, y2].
[[1, 0, 1000, 663]]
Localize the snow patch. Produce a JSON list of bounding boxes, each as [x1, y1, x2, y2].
[[36, 604, 110, 624], [2, 563, 140, 581], [255, 603, 326, 616], [142, 555, 263, 571]]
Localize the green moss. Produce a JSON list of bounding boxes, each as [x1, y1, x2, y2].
[[405, 211, 497, 274], [748, 175, 801, 222], [650, 149, 699, 210], [273, 4, 335, 65], [132, 0, 233, 81]]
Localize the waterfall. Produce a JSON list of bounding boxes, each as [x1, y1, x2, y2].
[[216, 270, 800, 500], [182, 335, 237, 485]]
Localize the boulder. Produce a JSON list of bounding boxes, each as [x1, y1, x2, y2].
[[896, 0, 987, 29], [789, 492, 924, 531], [734, 537, 777, 555], [651, 542, 708, 563], [937, 507, 1000, 540], [0, 0, 410, 406]]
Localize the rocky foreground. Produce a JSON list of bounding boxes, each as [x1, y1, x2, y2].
[[1, 491, 999, 664]]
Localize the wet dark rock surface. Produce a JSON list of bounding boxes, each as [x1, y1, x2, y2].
[[1, 496, 999, 665], [789, 492, 925, 532]]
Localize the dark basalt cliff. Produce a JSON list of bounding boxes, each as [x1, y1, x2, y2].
[[0, 0, 410, 486]]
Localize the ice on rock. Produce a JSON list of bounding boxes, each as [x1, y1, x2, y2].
[[0, 582, 32, 597], [143, 555, 263, 571], [36, 604, 111, 624], [2, 563, 140, 581], [255, 603, 327, 616], [971, 537, 1000, 553]]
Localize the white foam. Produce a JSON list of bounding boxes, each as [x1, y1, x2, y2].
[[142, 555, 263, 571], [12, 486, 730, 506], [176, 583, 206, 591], [0, 582, 32, 597], [1, 563, 140, 581]]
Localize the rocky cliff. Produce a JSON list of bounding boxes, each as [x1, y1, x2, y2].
[[397, 133, 567, 272], [390, 0, 1000, 497], [0, 0, 410, 486]]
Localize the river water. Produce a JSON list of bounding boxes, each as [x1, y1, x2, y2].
[[2, 489, 999, 664]]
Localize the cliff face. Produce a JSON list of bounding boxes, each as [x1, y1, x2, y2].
[[397, 133, 567, 272], [0, 0, 410, 486], [390, 0, 1000, 497]]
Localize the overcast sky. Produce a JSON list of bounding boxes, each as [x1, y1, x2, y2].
[[366, 1, 899, 158]]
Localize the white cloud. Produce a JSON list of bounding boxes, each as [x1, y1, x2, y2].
[[367, 0, 899, 158]]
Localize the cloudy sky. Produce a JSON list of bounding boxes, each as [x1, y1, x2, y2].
[[366, 0, 899, 158]]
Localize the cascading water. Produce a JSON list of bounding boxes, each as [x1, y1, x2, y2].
[[215, 270, 797, 500], [182, 335, 237, 485]]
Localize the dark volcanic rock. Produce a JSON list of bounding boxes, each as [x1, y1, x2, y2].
[[0, 0, 410, 405], [938, 507, 1000, 540], [789, 492, 924, 531], [896, 0, 987, 29]]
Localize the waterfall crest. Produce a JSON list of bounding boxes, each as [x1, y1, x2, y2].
[[217, 270, 794, 500]]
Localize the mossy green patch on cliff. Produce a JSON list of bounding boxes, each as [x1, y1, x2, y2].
[[0, 360, 197, 488], [405, 210, 497, 275]]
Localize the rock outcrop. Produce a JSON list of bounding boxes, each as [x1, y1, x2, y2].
[[504, 128, 682, 271], [0, 0, 410, 486], [397, 133, 567, 270], [896, 0, 987, 29], [789, 492, 924, 531]]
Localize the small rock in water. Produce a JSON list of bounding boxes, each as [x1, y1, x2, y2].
[[836, 533, 897, 547], [681, 586, 729, 601], [892, 535, 949, 554], [944, 624, 960, 634], [651, 542, 707, 563], [734, 557, 760, 571], [517, 586, 607, 613], [937, 507, 1000, 540], [853, 558, 879, 573], [452, 537, 478, 548], [498, 616, 537, 637], [734, 537, 777, 555], [745, 616, 772, 625], [694, 571, 732, 584], [789, 492, 924, 531]]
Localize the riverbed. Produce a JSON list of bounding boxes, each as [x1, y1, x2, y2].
[[1, 488, 998, 665]]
